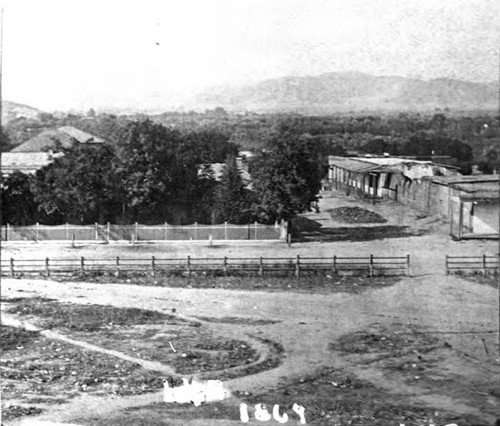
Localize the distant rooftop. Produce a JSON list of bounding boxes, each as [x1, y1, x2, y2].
[[11, 126, 104, 153], [431, 175, 499, 185], [1, 152, 63, 175]]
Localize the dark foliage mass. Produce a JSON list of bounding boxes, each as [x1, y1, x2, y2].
[[1, 109, 496, 226], [1, 117, 329, 225], [251, 131, 328, 223]]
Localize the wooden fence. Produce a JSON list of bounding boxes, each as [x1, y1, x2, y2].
[[1, 221, 287, 242], [445, 255, 499, 275], [0, 255, 411, 278]]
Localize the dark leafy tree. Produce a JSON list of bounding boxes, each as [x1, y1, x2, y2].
[[31, 144, 121, 224], [113, 119, 212, 224], [1, 171, 38, 225], [251, 133, 326, 223], [360, 138, 399, 155], [212, 156, 253, 224], [183, 129, 239, 163]]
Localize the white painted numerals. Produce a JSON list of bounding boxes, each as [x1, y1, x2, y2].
[[240, 403, 306, 424]]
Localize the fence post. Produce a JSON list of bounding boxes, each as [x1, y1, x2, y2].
[[106, 222, 110, 243], [445, 255, 449, 275], [135, 222, 139, 242], [116, 256, 120, 276], [45, 257, 50, 277], [187, 256, 191, 278], [369, 255, 374, 277], [458, 202, 464, 240], [483, 254, 487, 275], [152, 256, 156, 277], [254, 221, 258, 240], [223, 257, 228, 276], [10, 258, 14, 276], [259, 257, 264, 277], [248, 224, 251, 240], [95, 223, 98, 240], [406, 255, 410, 276], [224, 222, 228, 240], [81, 256, 85, 272], [333, 255, 338, 276], [295, 255, 300, 278]]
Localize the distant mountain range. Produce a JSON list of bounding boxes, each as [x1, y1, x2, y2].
[[3, 72, 499, 116], [2, 101, 42, 123], [195, 72, 499, 114]]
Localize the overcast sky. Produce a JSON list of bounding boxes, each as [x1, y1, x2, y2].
[[2, 0, 499, 111]]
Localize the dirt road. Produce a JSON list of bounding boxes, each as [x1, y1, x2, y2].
[[2, 192, 498, 425], [2, 269, 498, 425]]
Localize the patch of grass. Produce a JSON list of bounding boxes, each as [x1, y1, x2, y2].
[[48, 273, 402, 294], [240, 367, 488, 426], [1, 327, 168, 406], [172, 340, 258, 375], [6, 298, 178, 332], [329, 206, 387, 224], [0, 324, 41, 352], [208, 337, 285, 381], [1, 404, 44, 422], [329, 323, 440, 356], [77, 367, 489, 426]]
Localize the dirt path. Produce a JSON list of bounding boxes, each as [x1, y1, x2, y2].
[[2, 270, 498, 425]]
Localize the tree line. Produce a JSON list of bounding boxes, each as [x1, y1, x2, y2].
[[1, 120, 329, 226], [3, 110, 498, 173]]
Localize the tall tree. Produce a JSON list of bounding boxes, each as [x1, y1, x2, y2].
[[113, 119, 204, 223], [212, 156, 253, 224], [251, 133, 326, 223], [32, 144, 121, 224]]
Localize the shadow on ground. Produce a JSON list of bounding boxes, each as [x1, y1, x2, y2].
[[295, 223, 428, 243]]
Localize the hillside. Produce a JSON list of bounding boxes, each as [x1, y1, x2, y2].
[[196, 72, 499, 114], [2, 101, 42, 123]]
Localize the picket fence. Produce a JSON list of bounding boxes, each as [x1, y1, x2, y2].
[[1, 222, 287, 242], [0, 255, 411, 278]]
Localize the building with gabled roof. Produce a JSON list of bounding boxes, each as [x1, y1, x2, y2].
[[2, 127, 104, 176], [10, 126, 104, 153]]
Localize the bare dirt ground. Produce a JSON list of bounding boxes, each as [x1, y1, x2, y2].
[[1, 189, 499, 425]]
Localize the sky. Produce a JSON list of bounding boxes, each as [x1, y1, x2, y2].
[[1, 0, 499, 111]]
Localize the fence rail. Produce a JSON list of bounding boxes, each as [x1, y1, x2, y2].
[[1, 221, 287, 242], [0, 255, 411, 278], [445, 255, 499, 275]]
